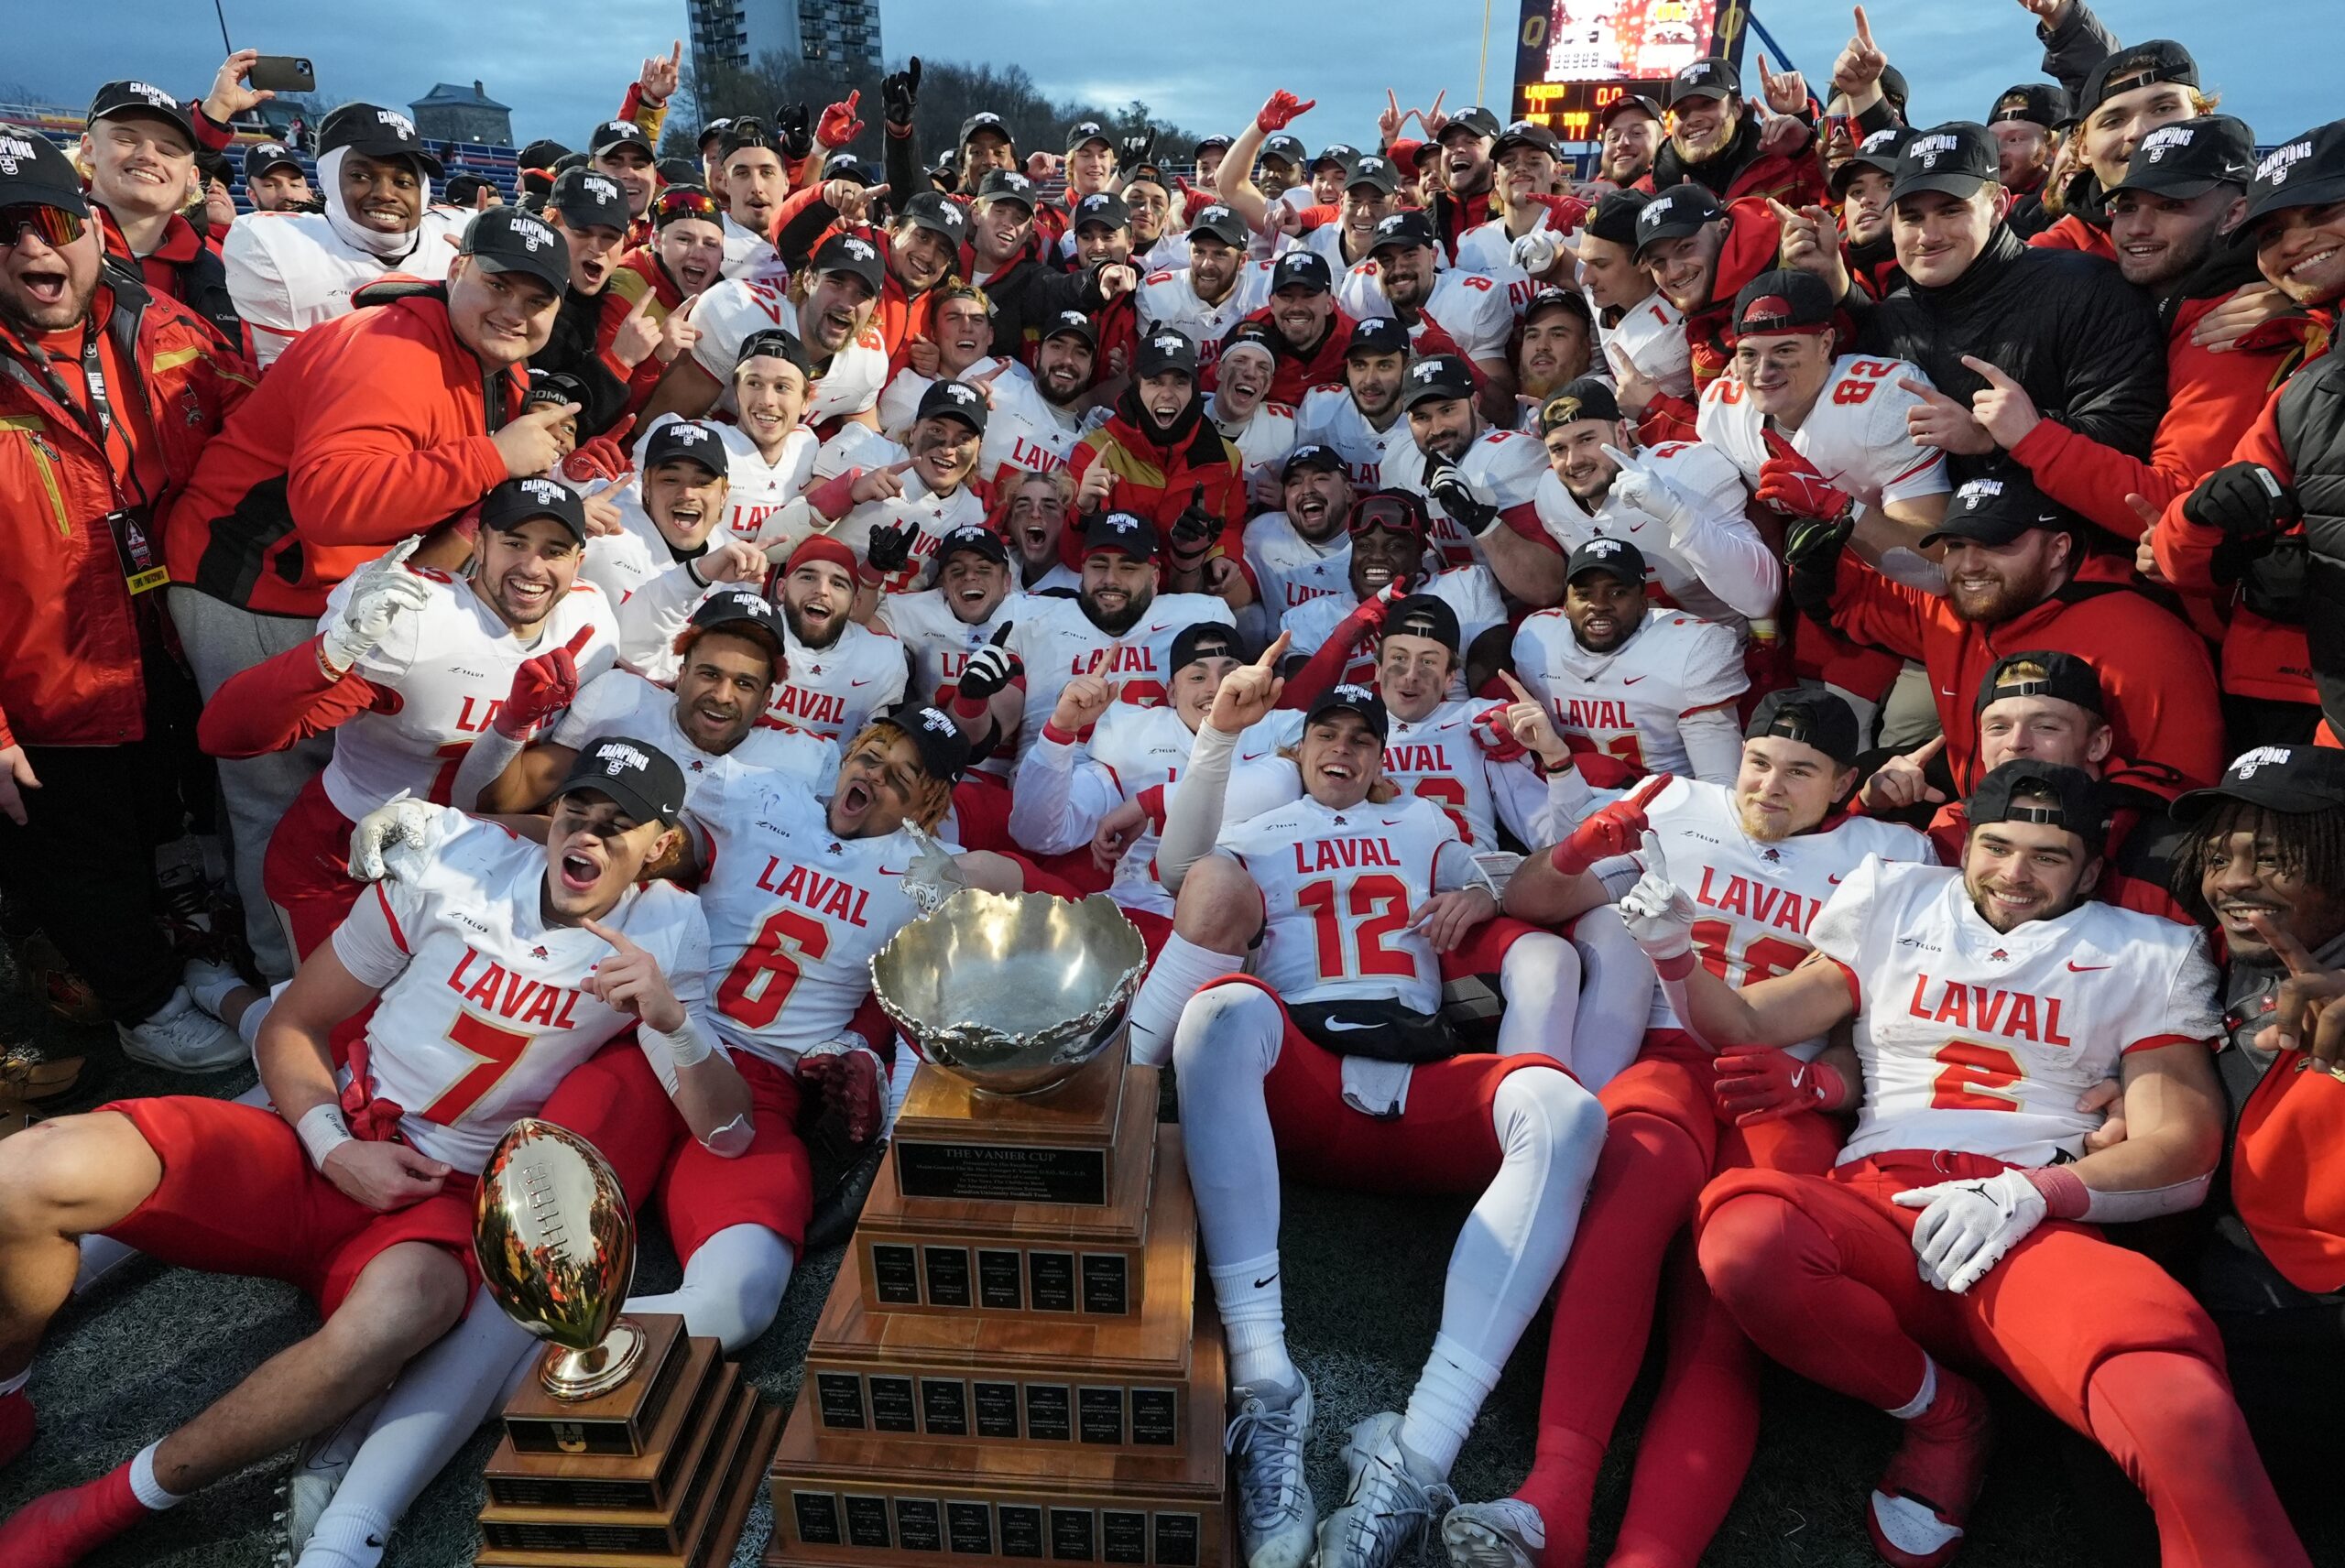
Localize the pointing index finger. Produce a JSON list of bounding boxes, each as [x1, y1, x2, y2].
[[1598, 442, 1642, 473], [1852, 5, 1876, 47], [1498, 669, 1534, 702], [1958, 354, 2015, 387], [1626, 772, 1674, 811], [1905, 733, 1947, 764], [1260, 629, 1292, 669], [581, 916, 635, 952]]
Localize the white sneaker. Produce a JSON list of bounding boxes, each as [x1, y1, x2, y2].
[[270, 1391, 384, 1566], [1227, 1375, 1317, 1568], [1316, 1412, 1456, 1568], [117, 985, 247, 1073], [1441, 1498, 1545, 1568], [183, 956, 245, 1020]]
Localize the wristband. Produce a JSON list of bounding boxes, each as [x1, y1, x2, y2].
[[645, 1016, 716, 1069], [2023, 1164, 2090, 1220], [1801, 1058, 1851, 1113], [1650, 946, 1698, 982], [297, 1103, 355, 1171], [1041, 720, 1082, 747]]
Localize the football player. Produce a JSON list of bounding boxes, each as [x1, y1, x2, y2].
[[650, 233, 889, 432], [1207, 329, 1300, 493], [802, 378, 989, 595], [1575, 193, 1694, 417], [581, 419, 768, 676], [976, 312, 1098, 486], [878, 525, 1020, 710], [873, 286, 1003, 439], [1386, 354, 1562, 604], [764, 537, 909, 739], [1339, 212, 1519, 419], [1280, 491, 1509, 699], [1293, 317, 1413, 489], [1243, 444, 1358, 619]]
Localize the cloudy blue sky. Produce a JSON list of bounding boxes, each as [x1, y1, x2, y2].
[[10, 0, 2326, 154]]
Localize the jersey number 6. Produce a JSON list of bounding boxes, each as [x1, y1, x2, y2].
[[717, 909, 831, 1029]]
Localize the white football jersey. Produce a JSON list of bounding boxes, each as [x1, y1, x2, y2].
[[1598, 291, 1693, 398], [1696, 354, 1949, 507], [550, 669, 837, 805], [1388, 427, 1550, 571], [222, 208, 466, 366], [1637, 776, 1936, 1049], [823, 462, 988, 597], [692, 769, 926, 1068], [1382, 701, 1550, 849], [692, 278, 888, 424], [766, 619, 909, 741], [1135, 260, 1277, 370], [1282, 566, 1508, 695], [1813, 855, 2222, 1168], [874, 356, 1009, 441], [719, 212, 790, 285], [1221, 792, 1462, 1011], [634, 412, 817, 550], [1242, 512, 1352, 618], [1214, 399, 1298, 482], [318, 568, 620, 821], [1008, 593, 1236, 757], [1294, 386, 1410, 489], [1337, 267, 1518, 362], [977, 363, 1085, 485], [1512, 605, 1745, 779], [334, 810, 711, 1171], [881, 586, 1016, 706], [1533, 439, 1780, 626], [1454, 213, 1566, 311]]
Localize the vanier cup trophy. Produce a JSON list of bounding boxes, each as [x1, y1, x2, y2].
[[467, 1119, 780, 1567], [764, 888, 1235, 1568]]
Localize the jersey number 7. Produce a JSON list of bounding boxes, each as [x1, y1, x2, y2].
[[717, 909, 831, 1029], [421, 1011, 535, 1123]]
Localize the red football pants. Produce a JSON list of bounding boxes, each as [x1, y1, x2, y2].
[[1696, 1153, 2310, 1568], [1510, 1031, 1839, 1568], [262, 773, 363, 962]]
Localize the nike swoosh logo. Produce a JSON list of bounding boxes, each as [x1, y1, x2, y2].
[[1622, 675, 1646, 685], [2066, 961, 2110, 972], [850, 679, 873, 687], [1827, 874, 1843, 885], [1252, 1274, 1278, 1290], [878, 867, 904, 876], [1317, 1018, 1379, 1032]]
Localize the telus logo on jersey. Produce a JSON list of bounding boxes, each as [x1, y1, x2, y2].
[[444, 951, 584, 1029], [1904, 975, 2074, 1046], [755, 855, 872, 927]]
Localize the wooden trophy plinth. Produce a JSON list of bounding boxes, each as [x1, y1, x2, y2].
[[477, 1313, 783, 1568], [767, 1051, 1229, 1568]]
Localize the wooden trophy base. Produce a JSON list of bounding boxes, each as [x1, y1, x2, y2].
[[477, 1314, 781, 1568], [858, 1060, 1158, 1321]]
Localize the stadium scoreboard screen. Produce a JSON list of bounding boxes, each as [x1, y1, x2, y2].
[[1511, 0, 1746, 142]]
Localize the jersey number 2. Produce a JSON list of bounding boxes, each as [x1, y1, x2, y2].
[[716, 909, 831, 1029], [1298, 873, 1417, 980], [1930, 1040, 2023, 1112]]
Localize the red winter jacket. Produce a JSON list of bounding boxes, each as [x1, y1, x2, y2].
[[1063, 392, 1249, 561], [2031, 212, 2117, 262], [1236, 305, 1358, 407]]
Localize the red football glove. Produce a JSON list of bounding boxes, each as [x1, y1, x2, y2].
[[495, 626, 594, 739], [817, 90, 866, 147], [799, 1040, 885, 1144], [1470, 702, 1529, 763], [1755, 431, 1851, 522], [1256, 91, 1316, 134], [1548, 773, 1672, 875], [1712, 1042, 1848, 1125], [562, 435, 633, 486]]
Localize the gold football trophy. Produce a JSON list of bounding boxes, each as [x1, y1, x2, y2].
[[472, 1118, 779, 1566], [765, 890, 1233, 1568]]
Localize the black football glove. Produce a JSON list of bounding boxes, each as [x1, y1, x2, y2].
[[957, 624, 1020, 702], [881, 58, 922, 126], [1118, 129, 1156, 166], [776, 103, 813, 160], [1167, 485, 1218, 568], [1424, 457, 1499, 538], [1783, 510, 1856, 572], [865, 519, 919, 576], [2184, 461, 2301, 543]]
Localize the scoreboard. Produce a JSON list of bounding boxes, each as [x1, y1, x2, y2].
[[1511, 0, 1747, 143]]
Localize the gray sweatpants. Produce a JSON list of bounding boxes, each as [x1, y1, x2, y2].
[[167, 587, 330, 983]]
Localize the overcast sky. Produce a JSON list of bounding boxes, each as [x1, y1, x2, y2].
[[10, 0, 2325, 155]]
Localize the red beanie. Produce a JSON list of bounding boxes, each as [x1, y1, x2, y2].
[[786, 534, 860, 580]]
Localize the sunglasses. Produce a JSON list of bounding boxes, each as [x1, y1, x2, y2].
[[653, 190, 720, 224], [0, 203, 85, 248]]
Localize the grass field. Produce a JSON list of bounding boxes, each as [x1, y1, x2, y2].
[[3, 969, 2336, 1568]]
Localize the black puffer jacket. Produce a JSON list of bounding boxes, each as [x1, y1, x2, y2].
[[1855, 223, 2166, 483]]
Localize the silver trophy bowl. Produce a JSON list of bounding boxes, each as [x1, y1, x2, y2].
[[869, 888, 1149, 1096]]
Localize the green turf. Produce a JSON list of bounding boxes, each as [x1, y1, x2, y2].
[[3, 975, 2336, 1567]]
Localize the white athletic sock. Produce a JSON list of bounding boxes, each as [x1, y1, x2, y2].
[[236, 992, 272, 1051], [1398, 1333, 1504, 1476], [300, 1504, 392, 1568], [1887, 1356, 1939, 1421], [1208, 1254, 1295, 1389], [0, 1367, 27, 1399], [885, 1046, 915, 1129], [127, 1440, 183, 1510], [1127, 934, 1246, 1066], [626, 1225, 795, 1354], [1565, 906, 1656, 1091]]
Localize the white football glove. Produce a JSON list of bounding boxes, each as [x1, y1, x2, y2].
[[1892, 1167, 2047, 1293], [347, 792, 444, 883], [900, 823, 969, 915], [1510, 228, 1565, 276], [1599, 444, 1696, 540], [1619, 829, 1696, 964], [322, 537, 432, 672]]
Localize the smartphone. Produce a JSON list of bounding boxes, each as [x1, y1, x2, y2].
[[248, 56, 317, 94]]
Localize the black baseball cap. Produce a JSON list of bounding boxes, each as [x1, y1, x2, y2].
[[1187, 201, 1249, 246], [812, 231, 885, 294], [1492, 120, 1560, 159], [320, 103, 444, 177], [1271, 250, 1333, 296], [959, 112, 1014, 147], [1441, 106, 1504, 143], [1071, 191, 1130, 232], [481, 475, 591, 541], [820, 151, 868, 185], [1974, 650, 2106, 718], [1892, 122, 2001, 202], [519, 137, 573, 169], [657, 155, 702, 186], [1369, 210, 1439, 255], [1746, 689, 1861, 768], [1306, 681, 1390, 741], [1538, 377, 1621, 432], [1042, 309, 1097, 346], [85, 81, 196, 147], [640, 418, 728, 478], [1523, 286, 1592, 327], [1171, 621, 1245, 671], [1585, 189, 1652, 246], [716, 119, 782, 162], [1666, 59, 1740, 107], [734, 327, 813, 378], [1880, 64, 1911, 115], [1990, 83, 2070, 130], [899, 191, 970, 244], [1400, 353, 1477, 410], [1063, 119, 1114, 155], [1347, 316, 1411, 358], [1312, 142, 1361, 173], [589, 118, 656, 156], [0, 132, 90, 216], [1261, 134, 1309, 168], [1634, 183, 1725, 254], [242, 141, 303, 183], [1968, 760, 2108, 849], [2241, 121, 2345, 234], [1346, 152, 1402, 195], [1384, 593, 1461, 652], [1351, 487, 1431, 539], [1600, 93, 1665, 128], [919, 376, 990, 435], [527, 368, 590, 408], [936, 523, 1009, 568], [2174, 745, 2345, 823], [1566, 535, 1647, 584], [687, 584, 786, 659], [2079, 39, 2198, 118], [550, 167, 630, 232], [890, 706, 974, 783], [693, 118, 734, 152], [1134, 328, 1199, 380], [1925, 472, 2076, 548], [1730, 268, 1838, 339], [1193, 134, 1234, 157], [442, 173, 495, 207], [1282, 443, 1347, 479], [2108, 116, 2255, 202], [975, 169, 1037, 210], [1083, 511, 1158, 561], [557, 735, 688, 826], [1830, 125, 1915, 196], [459, 207, 570, 293]]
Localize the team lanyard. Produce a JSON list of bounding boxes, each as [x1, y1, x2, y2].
[[24, 317, 169, 593]]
